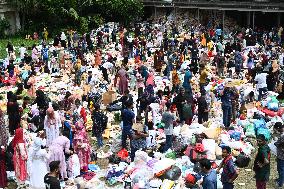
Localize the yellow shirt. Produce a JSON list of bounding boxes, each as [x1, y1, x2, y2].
[[200, 70, 208, 84]]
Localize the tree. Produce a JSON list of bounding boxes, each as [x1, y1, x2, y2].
[[7, 0, 144, 35]]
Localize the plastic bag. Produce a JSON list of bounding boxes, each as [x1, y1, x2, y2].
[[164, 165, 181, 181], [267, 102, 279, 111], [245, 123, 256, 137], [253, 119, 266, 130], [235, 153, 251, 168], [230, 131, 241, 141], [117, 148, 129, 160], [165, 151, 176, 159], [256, 128, 271, 141]]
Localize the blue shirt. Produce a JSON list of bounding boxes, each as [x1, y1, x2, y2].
[[183, 70, 192, 90], [202, 169, 217, 189], [42, 47, 49, 59], [122, 109, 135, 128], [221, 157, 236, 183]]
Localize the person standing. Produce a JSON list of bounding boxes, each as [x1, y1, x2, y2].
[[182, 67, 193, 99], [217, 146, 238, 189], [41, 43, 49, 66], [0, 146, 7, 188], [48, 133, 70, 180], [253, 134, 270, 189], [173, 87, 187, 123], [7, 93, 21, 135], [73, 117, 91, 172], [275, 123, 284, 188], [162, 102, 175, 152], [121, 101, 135, 149], [200, 158, 217, 189], [13, 128, 28, 188], [254, 66, 268, 101], [44, 107, 60, 147], [29, 137, 49, 189], [92, 104, 107, 148], [44, 161, 61, 189], [221, 81, 234, 128], [199, 64, 209, 92], [197, 90, 209, 124], [116, 65, 129, 95]]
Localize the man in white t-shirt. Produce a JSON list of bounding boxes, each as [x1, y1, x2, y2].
[[19, 44, 26, 60], [254, 68, 268, 101]]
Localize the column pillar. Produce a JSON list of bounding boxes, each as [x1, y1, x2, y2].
[[197, 9, 200, 24], [154, 6, 157, 21], [15, 11, 21, 31], [277, 12, 281, 27], [222, 10, 225, 31], [247, 11, 251, 28], [252, 11, 255, 29]]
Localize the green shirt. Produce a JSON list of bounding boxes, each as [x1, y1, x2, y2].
[[254, 144, 270, 181]]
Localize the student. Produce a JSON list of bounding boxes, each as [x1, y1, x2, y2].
[[162, 102, 175, 152], [44, 161, 61, 189], [200, 158, 217, 189], [130, 120, 148, 161], [217, 146, 238, 189], [253, 134, 270, 189], [275, 123, 284, 188]]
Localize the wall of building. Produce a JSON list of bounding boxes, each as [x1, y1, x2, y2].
[[0, 1, 20, 34]]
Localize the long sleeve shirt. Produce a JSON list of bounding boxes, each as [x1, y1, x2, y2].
[[275, 134, 284, 160]]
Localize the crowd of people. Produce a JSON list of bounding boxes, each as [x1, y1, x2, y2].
[[0, 13, 284, 189]]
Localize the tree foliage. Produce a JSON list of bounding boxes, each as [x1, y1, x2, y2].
[[7, 0, 143, 35]]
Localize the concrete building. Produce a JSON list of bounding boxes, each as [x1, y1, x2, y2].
[[142, 0, 284, 29], [0, 0, 20, 34]]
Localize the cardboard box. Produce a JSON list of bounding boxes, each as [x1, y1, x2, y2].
[[102, 90, 117, 105]]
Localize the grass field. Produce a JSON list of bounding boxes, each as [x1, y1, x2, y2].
[[0, 37, 41, 59]]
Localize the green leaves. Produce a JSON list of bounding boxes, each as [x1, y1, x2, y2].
[[7, 0, 144, 34]]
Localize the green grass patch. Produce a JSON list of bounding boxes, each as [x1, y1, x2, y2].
[[0, 37, 42, 59]]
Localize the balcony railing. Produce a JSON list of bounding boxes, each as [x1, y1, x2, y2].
[[141, 0, 284, 11]]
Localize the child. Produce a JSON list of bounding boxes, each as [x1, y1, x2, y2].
[[131, 120, 149, 162], [67, 148, 80, 179], [146, 121, 157, 149]]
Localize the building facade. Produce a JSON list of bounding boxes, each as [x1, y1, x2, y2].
[[0, 0, 20, 34], [142, 0, 284, 28]]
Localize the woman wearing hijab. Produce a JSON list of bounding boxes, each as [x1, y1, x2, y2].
[[116, 65, 129, 95], [0, 109, 8, 148], [29, 137, 49, 189], [13, 128, 28, 188], [7, 93, 21, 135], [44, 107, 61, 146], [48, 131, 70, 180], [73, 114, 90, 171]]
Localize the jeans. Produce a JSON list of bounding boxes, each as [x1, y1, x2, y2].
[[277, 158, 284, 187], [198, 112, 208, 124], [223, 182, 234, 189], [163, 135, 173, 152], [258, 87, 267, 101], [222, 105, 232, 127], [130, 145, 138, 162], [96, 135, 103, 148], [121, 126, 132, 149]]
